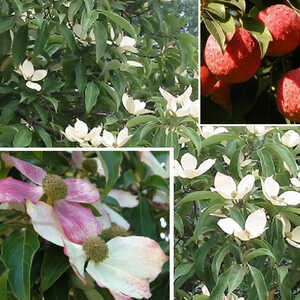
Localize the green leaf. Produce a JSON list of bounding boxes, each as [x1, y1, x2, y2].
[[68, 0, 83, 23], [40, 247, 69, 292], [174, 212, 184, 237], [44, 273, 69, 300], [127, 115, 159, 128], [59, 24, 77, 53], [36, 127, 52, 147], [175, 262, 194, 281], [257, 149, 275, 177], [179, 126, 201, 156], [34, 22, 50, 56], [246, 248, 276, 264], [98, 152, 123, 193], [201, 133, 237, 148], [43, 96, 58, 113], [248, 265, 269, 300], [0, 16, 16, 34], [213, 0, 246, 13], [99, 10, 136, 37], [11, 0, 23, 15], [176, 191, 224, 207], [84, 0, 94, 12], [203, 17, 226, 52], [242, 17, 273, 58], [75, 63, 87, 93], [205, 3, 226, 20], [0, 269, 9, 300], [12, 25, 28, 65], [227, 265, 248, 295], [13, 127, 32, 147], [0, 100, 19, 125], [211, 245, 231, 282], [2, 228, 40, 300], [85, 82, 100, 113], [264, 143, 298, 177], [229, 147, 243, 180], [94, 21, 107, 63], [100, 82, 120, 111]]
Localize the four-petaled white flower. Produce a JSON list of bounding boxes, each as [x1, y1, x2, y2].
[[102, 128, 132, 147], [198, 125, 228, 138], [174, 153, 215, 179], [64, 119, 102, 147], [213, 172, 255, 201], [122, 94, 153, 115], [246, 125, 273, 136], [18, 59, 47, 91], [280, 130, 300, 148], [159, 86, 198, 118], [262, 176, 300, 206], [116, 35, 138, 53], [218, 209, 267, 241]]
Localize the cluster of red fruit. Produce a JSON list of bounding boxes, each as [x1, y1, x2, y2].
[[201, 4, 300, 121]]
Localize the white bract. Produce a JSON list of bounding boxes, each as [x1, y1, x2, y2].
[[213, 172, 255, 201], [279, 216, 300, 248], [159, 86, 198, 118], [280, 130, 300, 148], [218, 209, 267, 241], [116, 35, 138, 53], [174, 153, 215, 179], [199, 125, 228, 138], [64, 119, 102, 147], [223, 153, 253, 168], [18, 60, 47, 91], [122, 94, 153, 115], [102, 128, 132, 147], [290, 172, 300, 188], [246, 125, 273, 136], [262, 176, 300, 206]]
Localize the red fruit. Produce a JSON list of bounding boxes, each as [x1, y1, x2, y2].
[[204, 26, 261, 83], [257, 4, 300, 56], [277, 68, 300, 121], [201, 65, 217, 96], [211, 80, 232, 112]]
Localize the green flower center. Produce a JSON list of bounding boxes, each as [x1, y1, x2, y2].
[[83, 237, 109, 263], [82, 159, 98, 174], [42, 174, 68, 202], [101, 224, 130, 239]]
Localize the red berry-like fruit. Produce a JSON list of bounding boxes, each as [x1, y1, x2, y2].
[[204, 26, 261, 83], [201, 65, 217, 96], [257, 4, 300, 56], [277, 68, 300, 122], [211, 80, 232, 112]]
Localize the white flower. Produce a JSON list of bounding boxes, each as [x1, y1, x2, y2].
[[159, 86, 198, 118], [246, 125, 272, 136], [18, 60, 47, 91], [279, 216, 300, 248], [102, 128, 132, 147], [127, 61, 143, 67], [73, 24, 95, 43], [64, 119, 102, 147], [218, 209, 267, 241], [153, 190, 169, 205], [116, 35, 138, 53], [122, 94, 153, 115], [280, 130, 300, 148], [174, 153, 215, 179], [213, 172, 255, 201], [223, 153, 253, 168], [199, 125, 228, 138], [262, 176, 300, 206]]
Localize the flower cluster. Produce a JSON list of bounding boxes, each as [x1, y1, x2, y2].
[[0, 152, 168, 299]]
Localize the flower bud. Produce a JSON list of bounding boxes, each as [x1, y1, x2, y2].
[[42, 175, 68, 201], [101, 224, 130, 239], [83, 237, 109, 263]]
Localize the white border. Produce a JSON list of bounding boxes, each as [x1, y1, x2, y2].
[[0, 147, 175, 299]]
